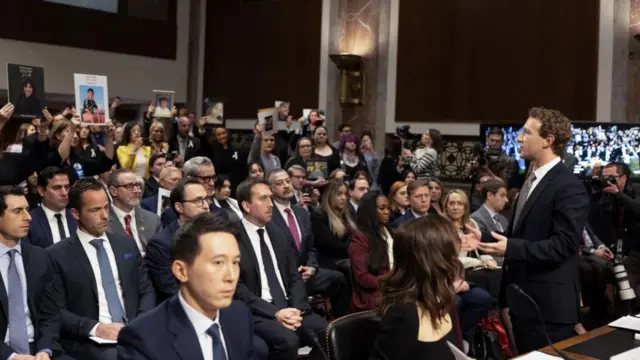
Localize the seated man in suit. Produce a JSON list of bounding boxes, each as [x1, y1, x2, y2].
[[287, 165, 319, 212], [26, 167, 77, 248], [348, 178, 369, 219], [160, 157, 228, 226], [471, 178, 509, 265], [389, 180, 431, 229], [267, 169, 350, 317], [580, 223, 614, 325], [142, 154, 166, 199], [235, 178, 328, 360], [43, 178, 156, 360], [107, 169, 162, 256], [146, 177, 212, 301], [118, 213, 266, 360], [0, 186, 75, 360], [141, 166, 182, 216]]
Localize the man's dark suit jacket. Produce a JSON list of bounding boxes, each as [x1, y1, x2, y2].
[[389, 210, 418, 229], [117, 296, 259, 360], [168, 136, 202, 163], [234, 221, 309, 319], [25, 207, 77, 248], [140, 195, 159, 215], [160, 204, 229, 227], [0, 242, 63, 358], [145, 221, 180, 301], [142, 177, 159, 199], [270, 203, 318, 268], [42, 232, 156, 353], [502, 161, 588, 325]]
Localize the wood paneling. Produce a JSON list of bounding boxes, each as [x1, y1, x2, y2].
[[395, 0, 600, 123], [0, 0, 177, 59], [203, 0, 322, 119]]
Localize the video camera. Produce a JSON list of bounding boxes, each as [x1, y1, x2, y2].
[[472, 142, 502, 167], [591, 175, 618, 192]]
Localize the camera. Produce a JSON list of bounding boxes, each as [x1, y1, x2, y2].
[[395, 125, 411, 139], [591, 175, 617, 191], [302, 185, 314, 197], [609, 259, 636, 301]]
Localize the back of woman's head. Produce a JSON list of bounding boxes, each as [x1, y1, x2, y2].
[[378, 215, 462, 328], [356, 191, 382, 233]]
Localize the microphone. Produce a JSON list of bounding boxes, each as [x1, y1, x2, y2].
[[300, 324, 330, 360], [509, 284, 571, 360]]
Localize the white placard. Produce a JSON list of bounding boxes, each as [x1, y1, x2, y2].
[[157, 188, 171, 217], [74, 73, 110, 125], [258, 107, 278, 136]]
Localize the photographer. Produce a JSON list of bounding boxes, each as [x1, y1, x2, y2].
[[590, 162, 640, 305], [401, 128, 442, 181], [471, 127, 521, 190], [378, 137, 407, 195]]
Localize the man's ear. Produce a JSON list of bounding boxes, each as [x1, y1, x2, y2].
[[37, 186, 45, 198], [70, 208, 80, 221], [543, 134, 556, 150]]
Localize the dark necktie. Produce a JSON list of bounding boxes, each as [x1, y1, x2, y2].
[[54, 213, 67, 241], [124, 215, 134, 238], [513, 173, 537, 226], [89, 239, 126, 323], [7, 249, 29, 355], [206, 323, 227, 360], [284, 209, 301, 249], [256, 229, 287, 309]]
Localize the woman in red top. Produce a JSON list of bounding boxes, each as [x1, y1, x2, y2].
[[349, 191, 393, 312]]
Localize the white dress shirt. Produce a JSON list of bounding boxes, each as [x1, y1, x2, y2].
[[411, 209, 427, 219], [273, 201, 301, 242], [241, 218, 287, 303], [381, 227, 394, 269], [0, 243, 34, 345], [41, 205, 70, 244], [178, 291, 228, 360], [350, 200, 359, 213], [527, 157, 562, 200], [76, 230, 125, 336], [111, 206, 144, 254]]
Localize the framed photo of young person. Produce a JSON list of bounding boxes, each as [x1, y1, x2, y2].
[[74, 73, 110, 125], [152, 90, 175, 118]]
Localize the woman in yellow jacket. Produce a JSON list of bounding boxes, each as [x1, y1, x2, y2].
[[117, 121, 152, 179]]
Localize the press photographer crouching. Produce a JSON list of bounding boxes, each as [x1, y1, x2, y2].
[[589, 162, 640, 309]]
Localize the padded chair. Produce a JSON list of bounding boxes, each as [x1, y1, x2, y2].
[[326, 310, 381, 360]]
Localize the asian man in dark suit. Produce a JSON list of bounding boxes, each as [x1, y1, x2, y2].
[[234, 179, 327, 360], [389, 180, 431, 229], [41, 178, 156, 360], [267, 169, 350, 317], [25, 167, 78, 248], [0, 186, 76, 360], [478, 107, 589, 353], [117, 212, 266, 360]]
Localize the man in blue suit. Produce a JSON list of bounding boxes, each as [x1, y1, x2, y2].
[[25, 167, 77, 248], [158, 157, 228, 226], [389, 179, 432, 229], [117, 212, 267, 360], [140, 166, 182, 216]]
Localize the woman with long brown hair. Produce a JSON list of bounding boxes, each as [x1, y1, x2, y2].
[[310, 179, 356, 269], [371, 215, 464, 359], [428, 178, 445, 215]]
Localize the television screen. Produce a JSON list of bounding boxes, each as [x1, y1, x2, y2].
[[481, 123, 640, 177]]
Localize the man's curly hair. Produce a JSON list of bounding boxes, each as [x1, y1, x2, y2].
[[528, 106, 571, 156]]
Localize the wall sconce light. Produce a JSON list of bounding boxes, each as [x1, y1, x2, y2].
[[329, 54, 365, 106]]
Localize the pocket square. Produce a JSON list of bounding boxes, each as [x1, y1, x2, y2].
[[124, 253, 135, 260]]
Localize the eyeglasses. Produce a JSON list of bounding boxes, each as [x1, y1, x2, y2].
[[114, 183, 142, 191], [195, 175, 217, 183], [183, 197, 211, 207]]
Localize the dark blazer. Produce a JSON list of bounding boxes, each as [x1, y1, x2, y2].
[[234, 221, 309, 319], [502, 161, 588, 324], [140, 195, 159, 215], [389, 210, 418, 229], [169, 136, 202, 163], [348, 231, 389, 312], [25, 207, 78, 248], [143, 177, 159, 199], [471, 205, 509, 235], [270, 203, 318, 268], [107, 206, 162, 250], [42, 232, 156, 351], [0, 242, 63, 358], [117, 296, 259, 360], [310, 208, 351, 270], [160, 203, 229, 227], [348, 202, 357, 219], [146, 221, 180, 301]]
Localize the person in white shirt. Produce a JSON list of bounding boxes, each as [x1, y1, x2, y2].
[[26, 167, 77, 248], [107, 170, 162, 255]]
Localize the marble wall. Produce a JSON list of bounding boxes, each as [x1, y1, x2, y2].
[[629, 0, 640, 122]]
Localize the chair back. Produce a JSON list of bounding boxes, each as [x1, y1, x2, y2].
[[327, 310, 381, 360]]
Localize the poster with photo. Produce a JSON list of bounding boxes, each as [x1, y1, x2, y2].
[[202, 97, 225, 127], [306, 159, 329, 180], [74, 73, 110, 125], [258, 107, 278, 136], [275, 100, 290, 121], [152, 90, 175, 118], [7, 63, 45, 118], [303, 109, 325, 127]]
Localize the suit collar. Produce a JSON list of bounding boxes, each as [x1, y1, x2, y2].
[[512, 161, 564, 232], [33, 207, 54, 246], [168, 296, 205, 360], [68, 234, 99, 299]]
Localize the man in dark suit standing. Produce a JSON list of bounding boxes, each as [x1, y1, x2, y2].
[[478, 107, 589, 353], [348, 178, 369, 219], [118, 212, 265, 360], [0, 186, 75, 360], [42, 178, 156, 360], [146, 178, 213, 301], [234, 178, 327, 360], [169, 116, 202, 163], [159, 157, 229, 227], [267, 169, 350, 317], [389, 180, 431, 229], [142, 154, 166, 199], [25, 167, 77, 248]]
